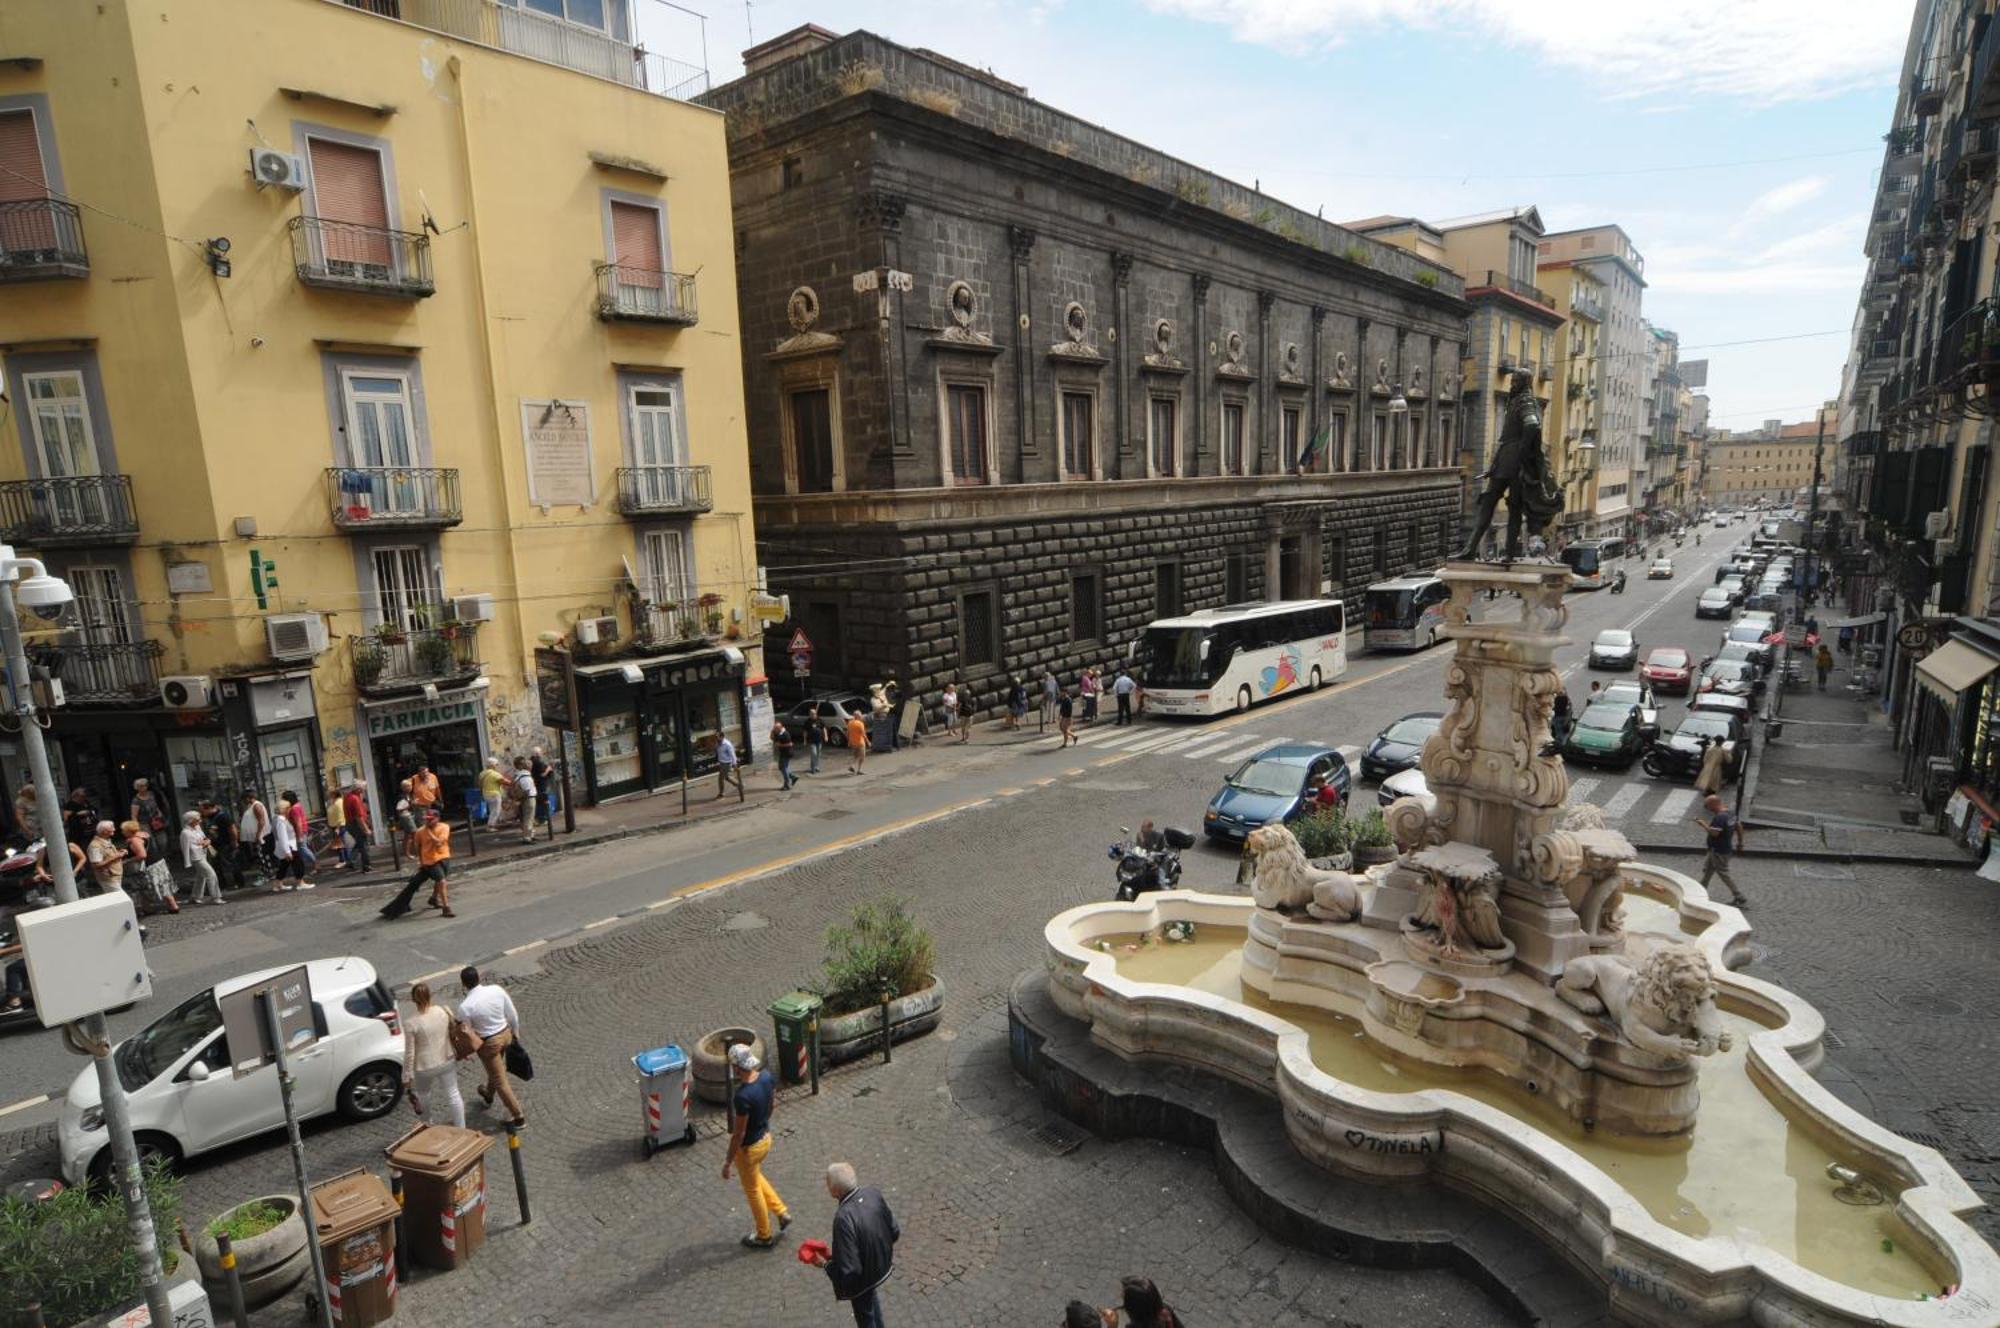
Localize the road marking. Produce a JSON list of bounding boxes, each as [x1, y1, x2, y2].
[[0, 1094, 49, 1119], [1088, 728, 1166, 750], [502, 939, 547, 956], [1180, 731, 1256, 758], [413, 967, 457, 987], [1032, 778, 1057, 787], [583, 916, 620, 930], [1148, 729, 1230, 754], [1601, 784, 1647, 819], [1652, 788, 1699, 824], [996, 787, 1025, 797], [645, 897, 682, 911], [1337, 744, 1364, 766], [1567, 775, 1602, 804], [1064, 768, 1086, 777], [669, 799, 991, 902], [1212, 738, 1273, 765], [1094, 752, 1137, 768], [1117, 730, 1200, 754], [1068, 726, 1129, 746]]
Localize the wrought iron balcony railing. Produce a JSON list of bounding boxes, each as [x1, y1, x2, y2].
[[1912, 56, 1947, 117], [349, 619, 481, 695], [326, 467, 463, 529], [594, 263, 698, 325], [0, 198, 88, 281], [48, 640, 165, 707], [289, 216, 435, 297], [616, 465, 713, 515], [0, 475, 139, 546], [1474, 270, 1555, 309]]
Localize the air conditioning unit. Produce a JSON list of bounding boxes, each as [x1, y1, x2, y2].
[[248, 148, 308, 191], [1923, 510, 1951, 539], [160, 675, 214, 710], [265, 613, 329, 661], [574, 616, 620, 646], [451, 594, 496, 624]]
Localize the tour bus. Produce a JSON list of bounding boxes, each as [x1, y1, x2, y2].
[[1559, 537, 1627, 589], [1134, 599, 1348, 717], [1363, 574, 1450, 650]]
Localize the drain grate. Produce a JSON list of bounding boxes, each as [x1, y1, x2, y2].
[[1821, 1029, 1845, 1050], [1026, 1119, 1086, 1156], [814, 809, 855, 821]]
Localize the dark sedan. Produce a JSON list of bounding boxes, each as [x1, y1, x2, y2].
[[1562, 702, 1644, 769], [1204, 744, 1351, 843], [1589, 629, 1639, 670], [1360, 712, 1442, 783], [1662, 712, 1746, 781]]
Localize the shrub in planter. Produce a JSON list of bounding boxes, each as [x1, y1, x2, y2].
[[812, 898, 935, 1016], [0, 1159, 182, 1327], [1290, 807, 1352, 864], [1349, 808, 1397, 865], [195, 1196, 308, 1309]]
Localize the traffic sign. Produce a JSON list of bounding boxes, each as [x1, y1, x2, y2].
[[1898, 622, 1933, 651], [788, 628, 813, 655]]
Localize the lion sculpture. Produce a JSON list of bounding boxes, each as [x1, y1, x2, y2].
[[1244, 823, 1364, 922], [1555, 945, 1733, 1061]]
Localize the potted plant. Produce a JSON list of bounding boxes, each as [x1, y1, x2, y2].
[[436, 617, 465, 641], [1290, 806, 1353, 870], [414, 632, 458, 676], [1349, 807, 1398, 867], [195, 1196, 309, 1309], [808, 899, 944, 1065], [0, 1159, 191, 1328], [374, 620, 407, 647], [675, 600, 705, 642], [699, 591, 726, 636], [352, 641, 386, 688], [689, 1027, 766, 1106]]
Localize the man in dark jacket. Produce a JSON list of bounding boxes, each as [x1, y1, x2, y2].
[[808, 1162, 899, 1327]]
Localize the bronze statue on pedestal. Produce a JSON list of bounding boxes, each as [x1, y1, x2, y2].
[[1455, 367, 1564, 561]]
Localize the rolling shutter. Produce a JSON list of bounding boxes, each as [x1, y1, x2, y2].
[[610, 201, 663, 286], [0, 111, 47, 202], [307, 138, 391, 266]]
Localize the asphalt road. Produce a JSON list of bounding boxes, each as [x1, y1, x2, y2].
[[0, 528, 1745, 1128]]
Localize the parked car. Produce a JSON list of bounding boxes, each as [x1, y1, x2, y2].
[[1360, 712, 1442, 783], [778, 692, 870, 746], [1641, 647, 1695, 695], [1696, 587, 1735, 619], [1696, 657, 1762, 698], [1713, 514, 1730, 528], [1716, 559, 1756, 584], [1648, 557, 1674, 580], [1717, 576, 1747, 605], [1719, 621, 1777, 669], [1689, 691, 1753, 725], [1377, 766, 1431, 810], [1660, 712, 1746, 781], [1562, 701, 1645, 769], [1589, 629, 1639, 670], [1711, 639, 1769, 678], [1597, 679, 1660, 739], [60, 958, 404, 1187], [1204, 744, 1351, 843]]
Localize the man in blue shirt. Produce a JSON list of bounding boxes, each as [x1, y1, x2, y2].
[[1693, 793, 1748, 907], [722, 1043, 790, 1248]]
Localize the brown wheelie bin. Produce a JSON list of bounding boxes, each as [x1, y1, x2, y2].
[[384, 1123, 495, 1271]]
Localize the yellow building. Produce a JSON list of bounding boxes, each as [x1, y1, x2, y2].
[[0, 0, 758, 827], [1532, 263, 1608, 535], [1702, 419, 1827, 506]]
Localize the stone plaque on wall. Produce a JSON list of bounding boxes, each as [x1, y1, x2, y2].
[[521, 399, 595, 506]]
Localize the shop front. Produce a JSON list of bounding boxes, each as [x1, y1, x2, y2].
[[359, 684, 490, 836], [572, 648, 748, 804]]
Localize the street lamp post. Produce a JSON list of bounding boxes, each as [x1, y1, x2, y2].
[[0, 545, 175, 1328]]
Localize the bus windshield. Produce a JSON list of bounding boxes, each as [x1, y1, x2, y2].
[[1141, 626, 1216, 687], [1561, 545, 1603, 577], [1366, 589, 1417, 627]]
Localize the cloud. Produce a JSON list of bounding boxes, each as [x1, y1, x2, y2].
[[1139, 0, 1907, 104], [1744, 176, 1830, 222]]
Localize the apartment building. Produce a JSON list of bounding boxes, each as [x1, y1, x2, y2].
[[1700, 420, 1824, 505], [1534, 263, 1608, 535], [1539, 226, 1648, 541], [0, 0, 759, 826]]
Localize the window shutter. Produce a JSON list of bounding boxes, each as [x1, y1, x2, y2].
[[0, 111, 47, 203], [308, 138, 391, 266], [610, 202, 663, 285]]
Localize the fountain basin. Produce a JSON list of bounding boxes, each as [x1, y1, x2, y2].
[[1044, 868, 1999, 1326]]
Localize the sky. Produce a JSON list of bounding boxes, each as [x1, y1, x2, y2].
[[646, 0, 1911, 431]]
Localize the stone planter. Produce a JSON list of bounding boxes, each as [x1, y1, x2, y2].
[[690, 1027, 765, 1106], [1352, 843, 1397, 867], [817, 975, 945, 1066], [194, 1194, 308, 1310], [1308, 852, 1354, 872]]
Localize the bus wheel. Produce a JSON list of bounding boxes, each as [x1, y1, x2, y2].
[[1308, 667, 1323, 691], [1427, 627, 1439, 648], [1236, 686, 1253, 714]]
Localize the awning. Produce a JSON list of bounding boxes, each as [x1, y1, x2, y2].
[[574, 646, 741, 678], [1915, 640, 2000, 703], [1824, 612, 1886, 630]]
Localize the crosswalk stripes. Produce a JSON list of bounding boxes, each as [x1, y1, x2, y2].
[[1336, 745, 1363, 768], [1650, 787, 1699, 824], [1566, 775, 1603, 804], [1110, 729, 1195, 755], [1599, 784, 1648, 819], [1182, 731, 1255, 758], [1213, 737, 1275, 764]]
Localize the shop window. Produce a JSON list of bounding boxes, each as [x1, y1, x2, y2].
[[1071, 572, 1102, 643], [960, 589, 999, 668]]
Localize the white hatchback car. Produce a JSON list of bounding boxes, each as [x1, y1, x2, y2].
[[60, 957, 404, 1186]]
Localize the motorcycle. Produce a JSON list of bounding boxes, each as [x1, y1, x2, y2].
[[1107, 824, 1193, 902], [1610, 570, 1628, 595], [1639, 742, 1698, 781]]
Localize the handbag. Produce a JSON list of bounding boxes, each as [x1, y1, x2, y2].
[[504, 1036, 535, 1081], [449, 1019, 483, 1062]]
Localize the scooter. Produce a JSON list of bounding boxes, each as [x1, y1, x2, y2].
[[1610, 570, 1628, 595], [1107, 824, 1193, 902]]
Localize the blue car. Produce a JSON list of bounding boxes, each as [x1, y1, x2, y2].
[[1203, 743, 1350, 843]]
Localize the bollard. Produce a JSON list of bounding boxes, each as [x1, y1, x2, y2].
[[879, 994, 892, 1066], [215, 1232, 250, 1328], [389, 1170, 409, 1283], [808, 1013, 821, 1097], [506, 1125, 532, 1226]]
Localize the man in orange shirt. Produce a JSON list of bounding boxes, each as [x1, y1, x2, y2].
[[845, 712, 869, 776], [409, 764, 441, 812], [379, 807, 454, 919]]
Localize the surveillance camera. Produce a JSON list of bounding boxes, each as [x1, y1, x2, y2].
[[30, 600, 66, 622], [16, 573, 74, 617]]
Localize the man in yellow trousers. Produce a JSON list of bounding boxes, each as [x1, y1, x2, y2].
[[722, 1042, 791, 1248]]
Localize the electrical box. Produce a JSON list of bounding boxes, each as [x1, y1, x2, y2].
[[18, 892, 152, 1025]]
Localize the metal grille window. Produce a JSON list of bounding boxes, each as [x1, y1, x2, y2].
[[1061, 391, 1094, 478], [1221, 401, 1245, 474], [370, 546, 439, 631], [642, 528, 693, 606], [1149, 396, 1178, 476], [790, 388, 835, 494], [69, 565, 133, 646], [947, 384, 988, 484], [1071, 573, 1102, 643], [960, 589, 998, 668]]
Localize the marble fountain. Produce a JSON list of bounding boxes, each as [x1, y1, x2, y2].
[[1024, 561, 2000, 1326]]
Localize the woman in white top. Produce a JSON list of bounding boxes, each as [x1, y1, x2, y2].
[[402, 981, 465, 1128], [179, 811, 222, 905]]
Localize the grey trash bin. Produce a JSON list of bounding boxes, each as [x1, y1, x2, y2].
[[634, 1043, 696, 1156]]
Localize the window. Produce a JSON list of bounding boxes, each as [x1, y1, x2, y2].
[[522, 0, 610, 29], [790, 388, 835, 494], [1372, 529, 1386, 575], [371, 545, 440, 630], [69, 565, 132, 646], [1225, 552, 1249, 603], [1328, 412, 1348, 473], [1437, 415, 1453, 467], [640, 527, 693, 637], [1326, 534, 1344, 587], [24, 371, 101, 498], [960, 589, 998, 668], [1280, 405, 1301, 472], [1221, 400, 1246, 473], [947, 383, 988, 484], [340, 370, 422, 514], [1371, 412, 1390, 469], [1061, 391, 1094, 478], [1071, 573, 1102, 643], [0, 109, 56, 248], [306, 136, 391, 268], [1409, 415, 1426, 469], [781, 156, 803, 190], [1148, 396, 1178, 476], [1155, 563, 1182, 618], [606, 198, 669, 313]]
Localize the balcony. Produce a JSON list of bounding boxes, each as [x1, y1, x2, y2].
[[594, 263, 698, 325], [1912, 56, 1947, 117], [636, 600, 709, 649], [333, 0, 709, 100], [1953, 121, 2000, 182], [1936, 298, 2000, 389], [1568, 287, 1604, 323], [616, 464, 713, 515], [41, 640, 165, 707], [0, 198, 88, 282], [349, 620, 481, 695], [288, 216, 434, 297], [1847, 430, 1884, 458], [0, 475, 139, 547], [1472, 269, 1555, 310], [325, 467, 463, 530], [1886, 123, 1923, 172]]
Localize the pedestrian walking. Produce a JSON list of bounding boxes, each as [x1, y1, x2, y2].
[[479, 758, 507, 829], [1114, 1276, 1186, 1328], [1692, 792, 1747, 908], [716, 735, 743, 798], [459, 966, 526, 1128], [401, 980, 465, 1128], [12, 784, 38, 842], [180, 811, 222, 905], [1112, 668, 1137, 726], [129, 777, 168, 837], [409, 763, 441, 814], [511, 758, 539, 841], [380, 808, 454, 918], [85, 820, 127, 897], [806, 705, 827, 775], [847, 710, 869, 774], [723, 1043, 791, 1249], [394, 779, 420, 859], [268, 797, 311, 893], [1040, 667, 1059, 734], [773, 721, 799, 790], [530, 746, 555, 826], [1693, 735, 1727, 797], [1005, 676, 1028, 730], [1057, 686, 1076, 747], [805, 1162, 900, 1327], [954, 684, 972, 743], [1838, 625, 1854, 656], [200, 798, 241, 891], [123, 820, 179, 914], [1815, 642, 1834, 691], [325, 784, 350, 870], [940, 683, 961, 741], [341, 782, 372, 873], [63, 787, 97, 851], [1079, 667, 1100, 724], [281, 790, 317, 879]]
